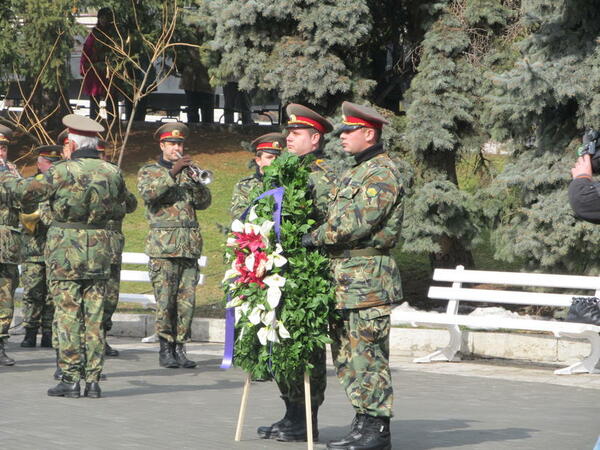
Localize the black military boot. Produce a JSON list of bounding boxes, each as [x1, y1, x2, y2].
[[174, 343, 197, 368], [47, 381, 81, 398], [0, 339, 15, 366], [105, 342, 119, 357], [158, 338, 179, 368], [20, 328, 37, 348], [257, 397, 292, 439], [84, 382, 102, 398], [327, 414, 367, 449], [277, 403, 319, 442], [53, 349, 63, 380], [40, 331, 52, 348], [336, 415, 391, 450]]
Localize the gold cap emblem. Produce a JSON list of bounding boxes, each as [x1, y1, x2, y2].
[[172, 129, 181, 137]]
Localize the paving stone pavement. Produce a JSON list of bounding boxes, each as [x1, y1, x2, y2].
[[1, 337, 599, 450]]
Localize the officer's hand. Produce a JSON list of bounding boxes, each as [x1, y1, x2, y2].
[[170, 155, 192, 176], [301, 233, 316, 248], [571, 154, 592, 180]]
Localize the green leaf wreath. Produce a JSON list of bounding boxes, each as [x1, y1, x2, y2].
[[223, 152, 334, 384]]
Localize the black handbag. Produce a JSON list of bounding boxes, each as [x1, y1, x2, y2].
[[568, 297, 600, 325]]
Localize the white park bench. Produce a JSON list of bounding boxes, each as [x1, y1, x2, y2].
[[394, 265, 600, 375], [16, 252, 208, 306]]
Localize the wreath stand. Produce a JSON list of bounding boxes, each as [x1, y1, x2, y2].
[[234, 371, 314, 450]]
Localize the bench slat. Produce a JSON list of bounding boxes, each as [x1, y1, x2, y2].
[[396, 311, 600, 334], [428, 286, 576, 307], [121, 269, 204, 285], [433, 268, 600, 290]]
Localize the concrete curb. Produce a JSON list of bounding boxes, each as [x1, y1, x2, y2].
[[10, 309, 591, 365]]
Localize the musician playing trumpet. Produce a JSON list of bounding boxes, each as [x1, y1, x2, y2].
[[137, 122, 211, 369]]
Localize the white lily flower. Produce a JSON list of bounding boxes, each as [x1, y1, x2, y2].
[[260, 220, 275, 237], [226, 237, 237, 247], [244, 222, 262, 235], [240, 303, 250, 315], [225, 296, 243, 309], [222, 268, 239, 284], [271, 252, 288, 268], [234, 307, 241, 324], [274, 243, 283, 254], [264, 274, 286, 288], [231, 219, 244, 233], [266, 286, 282, 309], [266, 326, 279, 343], [257, 327, 268, 345], [248, 206, 258, 222], [278, 321, 291, 339], [255, 257, 267, 278], [245, 252, 255, 272], [248, 306, 263, 325], [262, 309, 276, 326]]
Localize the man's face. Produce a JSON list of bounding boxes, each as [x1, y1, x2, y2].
[[0, 144, 7, 161], [286, 129, 320, 156], [160, 140, 184, 162], [37, 157, 52, 173], [255, 152, 278, 174], [62, 140, 75, 160], [340, 127, 374, 154]]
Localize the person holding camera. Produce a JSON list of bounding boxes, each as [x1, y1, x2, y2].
[[569, 130, 600, 222]]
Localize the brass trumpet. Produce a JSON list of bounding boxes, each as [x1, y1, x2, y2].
[[175, 152, 213, 185]]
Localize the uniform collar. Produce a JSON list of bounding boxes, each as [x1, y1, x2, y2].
[[71, 146, 101, 160], [158, 156, 173, 169], [353, 142, 384, 165]]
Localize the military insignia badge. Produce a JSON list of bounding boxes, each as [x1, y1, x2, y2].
[[172, 129, 180, 137], [366, 186, 378, 197], [35, 173, 44, 180], [289, 114, 296, 122]]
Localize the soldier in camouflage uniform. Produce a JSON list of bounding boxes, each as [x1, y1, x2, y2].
[[19, 145, 62, 348], [8, 115, 126, 399], [230, 133, 285, 219], [0, 125, 21, 366], [303, 102, 403, 450], [257, 104, 337, 443], [97, 140, 138, 357], [137, 123, 211, 369]]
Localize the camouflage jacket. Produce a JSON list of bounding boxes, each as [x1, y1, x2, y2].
[[21, 200, 53, 263], [310, 143, 404, 310], [230, 169, 262, 220], [306, 150, 338, 223], [137, 158, 211, 258], [9, 147, 126, 280], [107, 186, 138, 264], [0, 164, 22, 264]]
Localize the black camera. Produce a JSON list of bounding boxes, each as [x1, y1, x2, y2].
[[578, 129, 600, 174]]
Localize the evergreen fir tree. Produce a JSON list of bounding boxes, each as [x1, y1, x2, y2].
[[484, 0, 600, 273]]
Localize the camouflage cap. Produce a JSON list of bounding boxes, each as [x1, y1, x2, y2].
[[56, 128, 69, 145], [36, 145, 62, 162], [154, 122, 189, 142], [0, 124, 13, 144], [337, 101, 390, 133], [250, 132, 286, 155], [285, 104, 333, 134], [62, 114, 105, 136]]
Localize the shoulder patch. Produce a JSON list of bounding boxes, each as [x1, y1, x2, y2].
[[366, 186, 378, 198], [35, 173, 44, 180]]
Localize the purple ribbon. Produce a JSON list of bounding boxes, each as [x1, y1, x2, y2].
[[220, 186, 285, 370]]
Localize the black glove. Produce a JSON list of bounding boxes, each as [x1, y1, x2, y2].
[[170, 155, 192, 176], [301, 233, 316, 248]]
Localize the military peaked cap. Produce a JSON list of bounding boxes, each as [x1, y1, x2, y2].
[[62, 114, 105, 136], [338, 101, 390, 133], [250, 132, 286, 155], [56, 128, 69, 145], [0, 125, 13, 144], [154, 122, 189, 142], [36, 145, 62, 162], [285, 104, 333, 134]]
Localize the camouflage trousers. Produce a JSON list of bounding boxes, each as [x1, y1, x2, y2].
[[21, 262, 54, 333], [103, 262, 121, 332], [330, 307, 393, 418], [277, 347, 327, 408], [149, 257, 198, 343], [48, 279, 106, 383], [0, 263, 19, 340]]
